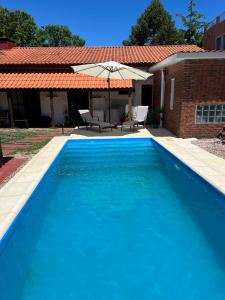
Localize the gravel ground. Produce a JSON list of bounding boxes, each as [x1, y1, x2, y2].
[[192, 138, 225, 160]]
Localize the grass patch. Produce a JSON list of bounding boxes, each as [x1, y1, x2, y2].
[[0, 128, 58, 157], [19, 141, 50, 155], [0, 128, 55, 144]]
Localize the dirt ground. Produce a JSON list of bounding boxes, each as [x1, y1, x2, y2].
[[192, 138, 225, 160]]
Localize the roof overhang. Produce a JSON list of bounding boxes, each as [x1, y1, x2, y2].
[[149, 51, 225, 72], [0, 73, 133, 90]]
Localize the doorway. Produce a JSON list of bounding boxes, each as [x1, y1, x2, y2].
[[141, 85, 153, 109], [67, 90, 89, 126], [23, 91, 41, 126]]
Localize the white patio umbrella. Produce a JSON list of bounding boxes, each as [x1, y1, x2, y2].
[[71, 61, 152, 122]]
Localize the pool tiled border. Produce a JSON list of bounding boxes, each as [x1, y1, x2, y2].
[[0, 128, 225, 241], [0, 136, 68, 240], [154, 136, 225, 196]]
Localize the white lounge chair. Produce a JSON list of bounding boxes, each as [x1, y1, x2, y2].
[[78, 110, 115, 133], [121, 106, 149, 131]]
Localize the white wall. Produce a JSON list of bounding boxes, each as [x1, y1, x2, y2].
[[0, 92, 8, 110], [40, 91, 68, 125]]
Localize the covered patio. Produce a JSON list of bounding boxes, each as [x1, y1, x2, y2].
[[0, 72, 133, 128]]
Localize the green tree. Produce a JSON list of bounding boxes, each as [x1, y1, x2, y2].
[[177, 0, 205, 46], [0, 6, 85, 47], [0, 7, 10, 38], [36, 25, 85, 46], [0, 7, 37, 46], [123, 0, 183, 46]]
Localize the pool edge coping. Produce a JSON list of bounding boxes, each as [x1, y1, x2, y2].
[[0, 136, 69, 241], [0, 133, 225, 243], [153, 137, 225, 197]]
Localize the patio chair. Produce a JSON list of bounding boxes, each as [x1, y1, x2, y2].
[[217, 125, 225, 143], [78, 110, 115, 133], [121, 106, 149, 131]]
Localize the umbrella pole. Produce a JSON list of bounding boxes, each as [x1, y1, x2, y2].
[[107, 78, 111, 123]]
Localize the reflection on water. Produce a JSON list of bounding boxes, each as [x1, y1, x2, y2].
[[1, 139, 225, 300]]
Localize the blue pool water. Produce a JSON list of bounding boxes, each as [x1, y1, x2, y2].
[[1, 138, 225, 299]]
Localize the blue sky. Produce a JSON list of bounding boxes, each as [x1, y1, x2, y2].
[[0, 0, 224, 46]]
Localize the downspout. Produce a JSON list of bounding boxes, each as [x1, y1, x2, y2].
[[160, 69, 165, 128]]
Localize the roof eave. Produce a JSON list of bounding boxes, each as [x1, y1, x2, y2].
[[149, 51, 225, 72]]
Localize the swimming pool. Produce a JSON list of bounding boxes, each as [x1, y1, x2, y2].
[[1, 138, 225, 299]]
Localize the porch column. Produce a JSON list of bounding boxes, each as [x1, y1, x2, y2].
[[128, 89, 133, 120], [7, 92, 15, 128], [49, 91, 55, 127]]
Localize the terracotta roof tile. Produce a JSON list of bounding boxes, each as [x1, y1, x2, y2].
[[0, 73, 132, 89], [0, 45, 203, 65]]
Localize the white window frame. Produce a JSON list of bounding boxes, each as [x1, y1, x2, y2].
[[195, 104, 225, 124], [170, 78, 175, 110]]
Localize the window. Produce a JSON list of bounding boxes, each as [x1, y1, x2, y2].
[[170, 78, 175, 110], [216, 36, 222, 50], [223, 34, 225, 50], [196, 104, 225, 124]]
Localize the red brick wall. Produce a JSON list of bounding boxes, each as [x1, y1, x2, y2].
[[204, 19, 225, 50], [179, 59, 225, 138], [180, 101, 225, 138], [153, 59, 225, 138], [163, 62, 185, 136]]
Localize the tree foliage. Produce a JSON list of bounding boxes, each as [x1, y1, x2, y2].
[[123, 0, 183, 46], [36, 25, 85, 46], [0, 6, 85, 46], [0, 7, 10, 38], [177, 0, 205, 46], [0, 7, 37, 46]]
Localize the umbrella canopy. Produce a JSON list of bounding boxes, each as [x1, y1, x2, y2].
[[71, 61, 153, 123], [71, 61, 152, 80]]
